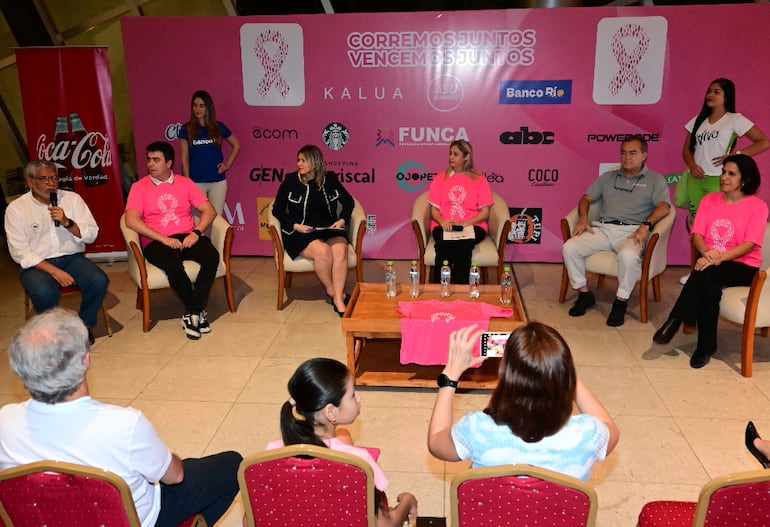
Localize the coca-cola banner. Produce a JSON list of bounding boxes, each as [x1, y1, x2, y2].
[[15, 46, 125, 256], [122, 5, 770, 263]]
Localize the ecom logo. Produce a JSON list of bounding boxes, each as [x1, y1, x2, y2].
[[395, 160, 437, 192]]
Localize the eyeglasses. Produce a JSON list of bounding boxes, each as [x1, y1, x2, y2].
[[30, 175, 59, 183], [613, 174, 641, 193]]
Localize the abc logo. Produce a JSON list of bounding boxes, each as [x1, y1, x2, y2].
[[499, 126, 554, 145]]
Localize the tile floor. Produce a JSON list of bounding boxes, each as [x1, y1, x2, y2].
[[1, 246, 770, 526]]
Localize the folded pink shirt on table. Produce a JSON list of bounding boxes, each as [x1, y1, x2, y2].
[[397, 300, 513, 365]]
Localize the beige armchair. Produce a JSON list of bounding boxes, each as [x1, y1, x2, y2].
[[119, 213, 236, 332], [558, 204, 676, 323], [267, 198, 365, 310], [719, 223, 770, 377], [411, 191, 512, 284]]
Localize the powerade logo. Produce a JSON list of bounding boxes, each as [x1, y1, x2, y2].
[[395, 160, 437, 192], [499, 80, 572, 104]]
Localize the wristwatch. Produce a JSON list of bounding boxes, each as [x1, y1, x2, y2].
[[437, 373, 459, 389], [63, 218, 73, 229], [641, 220, 653, 229], [192, 229, 202, 237]]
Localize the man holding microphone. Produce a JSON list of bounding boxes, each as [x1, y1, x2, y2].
[[4, 160, 109, 344]]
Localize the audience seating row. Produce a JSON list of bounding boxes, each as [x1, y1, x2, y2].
[[3, 447, 769, 527]]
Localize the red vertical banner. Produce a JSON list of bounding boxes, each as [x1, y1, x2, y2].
[[15, 46, 125, 256]]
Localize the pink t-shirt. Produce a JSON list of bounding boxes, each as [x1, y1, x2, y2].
[[397, 300, 513, 365], [427, 170, 493, 231], [692, 192, 768, 267], [125, 174, 208, 247], [265, 438, 388, 491]]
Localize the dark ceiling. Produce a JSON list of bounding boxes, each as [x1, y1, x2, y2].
[[236, 0, 752, 14]]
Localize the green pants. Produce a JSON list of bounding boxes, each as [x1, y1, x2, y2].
[[685, 174, 721, 223]]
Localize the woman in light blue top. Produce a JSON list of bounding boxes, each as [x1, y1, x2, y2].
[[427, 322, 619, 481]]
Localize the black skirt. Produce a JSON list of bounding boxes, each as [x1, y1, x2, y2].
[[283, 229, 350, 260]]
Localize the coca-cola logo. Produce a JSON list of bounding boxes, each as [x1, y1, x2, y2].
[[36, 131, 113, 170]]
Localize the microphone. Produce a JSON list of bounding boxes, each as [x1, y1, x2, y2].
[[49, 192, 59, 227]]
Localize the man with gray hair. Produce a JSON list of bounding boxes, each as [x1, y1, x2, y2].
[[0, 308, 242, 527], [4, 159, 109, 344]]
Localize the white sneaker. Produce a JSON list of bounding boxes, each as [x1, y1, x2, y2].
[[182, 313, 201, 340], [679, 273, 690, 285], [198, 311, 211, 334]]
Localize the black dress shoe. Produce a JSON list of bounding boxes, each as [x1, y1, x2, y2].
[[88, 329, 95, 345], [746, 421, 770, 468], [606, 299, 627, 327], [689, 348, 713, 369], [653, 318, 681, 344], [568, 291, 595, 317], [332, 303, 345, 317]]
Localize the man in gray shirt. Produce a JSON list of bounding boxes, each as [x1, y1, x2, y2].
[[562, 135, 671, 326]]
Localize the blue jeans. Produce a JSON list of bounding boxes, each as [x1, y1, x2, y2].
[[19, 253, 109, 328], [156, 451, 242, 527]]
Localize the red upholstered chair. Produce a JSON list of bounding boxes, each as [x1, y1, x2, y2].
[[450, 464, 598, 527], [637, 468, 770, 526], [0, 460, 205, 527], [238, 444, 376, 527]]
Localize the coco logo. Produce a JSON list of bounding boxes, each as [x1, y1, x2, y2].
[[395, 160, 437, 192], [528, 168, 559, 187], [500, 126, 554, 145]]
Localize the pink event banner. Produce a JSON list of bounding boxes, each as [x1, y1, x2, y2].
[[121, 5, 770, 263]]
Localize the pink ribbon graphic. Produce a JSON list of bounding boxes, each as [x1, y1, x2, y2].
[[608, 24, 649, 96], [254, 30, 290, 98]]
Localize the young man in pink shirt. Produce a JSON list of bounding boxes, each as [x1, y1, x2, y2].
[[125, 141, 220, 339]]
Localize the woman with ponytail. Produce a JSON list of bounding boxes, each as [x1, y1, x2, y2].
[[266, 358, 418, 527]]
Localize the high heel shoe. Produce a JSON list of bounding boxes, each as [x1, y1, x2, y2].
[[332, 303, 346, 317], [745, 421, 770, 468], [326, 292, 350, 306], [653, 318, 681, 345]]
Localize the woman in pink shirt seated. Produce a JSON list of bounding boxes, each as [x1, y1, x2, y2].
[[653, 154, 768, 368], [428, 140, 493, 284], [266, 358, 417, 527]]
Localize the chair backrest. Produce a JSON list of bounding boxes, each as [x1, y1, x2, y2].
[[119, 213, 143, 286], [450, 464, 598, 527], [238, 444, 376, 527], [0, 460, 140, 527], [411, 192, 432, 247], [692, 468, 770, 526], [759, 223, 770, 268]]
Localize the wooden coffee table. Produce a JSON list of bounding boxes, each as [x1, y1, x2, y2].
[[341, 282, 527, 388]]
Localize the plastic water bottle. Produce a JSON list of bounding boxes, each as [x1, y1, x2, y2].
[[440, 260, 451, 298], [500, 265, 513, 305], [469, 262, 481, 299], [385, 261, 397, 298], [409, 260, 420, 298]]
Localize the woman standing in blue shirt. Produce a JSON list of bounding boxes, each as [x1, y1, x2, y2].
[[178, 90, 240, 215]]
